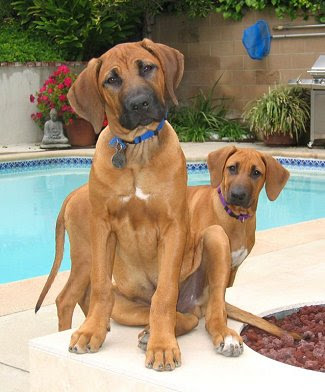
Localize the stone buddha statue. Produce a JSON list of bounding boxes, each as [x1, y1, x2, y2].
[[40, 108, 71, 149]]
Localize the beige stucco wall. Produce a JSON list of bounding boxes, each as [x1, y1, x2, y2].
[[152, 9, 325, 114], [0, 63, 84, 145]]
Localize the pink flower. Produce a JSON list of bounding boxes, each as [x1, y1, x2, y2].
[[47, 88, 53, 94], [69, 118, 73, 124], [45, 78, 55, 86], [59, 94, 67, 102], [61, 105, 70, 112], [29, 94, 35, 103], [40, 86, 46, 93], [36, 113, 43, 119], [41, 95, 49, 102], [58, 83, 65, 90], [50, 103, 55, 109], [58, 65, 70, 74], [63, 77, 72, 87]]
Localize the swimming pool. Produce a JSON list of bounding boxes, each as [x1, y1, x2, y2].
[[1, 157, 325, 283]]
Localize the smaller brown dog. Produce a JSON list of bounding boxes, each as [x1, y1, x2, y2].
[[36, 146, 300, 357]]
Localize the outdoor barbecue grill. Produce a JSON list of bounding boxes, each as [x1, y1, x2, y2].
[[289, 55, 325, 148]]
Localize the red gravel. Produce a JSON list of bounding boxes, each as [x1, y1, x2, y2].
[[241, 305, 325, 372]]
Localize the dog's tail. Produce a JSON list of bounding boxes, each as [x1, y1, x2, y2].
[[35, 190, 75, 314], [226, 302, 302, 340]]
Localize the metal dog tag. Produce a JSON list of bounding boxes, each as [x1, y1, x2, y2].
[[112, 143, 126, 169]]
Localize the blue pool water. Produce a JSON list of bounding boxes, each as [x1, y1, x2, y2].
[[1, 164, 325, 283]]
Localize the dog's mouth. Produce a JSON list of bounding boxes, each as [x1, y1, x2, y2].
[[119, 88, 166, 131], [119, 114, 164, 130], [139, 116, 160, 127]]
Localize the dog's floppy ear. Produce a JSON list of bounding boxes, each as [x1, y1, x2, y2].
[[67, 58, 104, 134], [262, 154, 290, 201], [140, 39, 184, 105], [207, 146, 237, 187]]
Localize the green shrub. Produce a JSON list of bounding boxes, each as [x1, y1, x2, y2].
[[243, 86, 310, 143], [12, 0, 143, 60], [0, 20, 68, 62], [169, 80, 249, 142], [0, 0, 15, 19]]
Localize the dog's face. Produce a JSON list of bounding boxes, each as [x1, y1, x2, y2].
[[222, 149, 267, 209], [207, 146, 290, 212], [67, 39, 184, 135], [99, 44, 166, 130]]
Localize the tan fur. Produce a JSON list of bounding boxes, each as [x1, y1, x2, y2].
[[37, 146, 299, 364]]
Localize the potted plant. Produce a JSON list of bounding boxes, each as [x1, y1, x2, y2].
[[30, 65, 97, 147], [243, 86, 310, 146]]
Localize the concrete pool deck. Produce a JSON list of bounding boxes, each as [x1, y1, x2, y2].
[[0, 142, 324, 391]]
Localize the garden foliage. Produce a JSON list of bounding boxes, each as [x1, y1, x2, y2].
[[11, 0, 143, 60], [0, 20, 67, 62], [3, 0, 325, 61], [169, 80, 250, 142], [243, 86, 310, 142]]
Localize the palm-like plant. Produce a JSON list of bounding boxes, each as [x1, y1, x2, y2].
[[243, 86, 310, 143]]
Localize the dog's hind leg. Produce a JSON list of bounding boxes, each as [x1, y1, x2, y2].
[[202, 225, 244, 357], [56, 258, 90, 331]]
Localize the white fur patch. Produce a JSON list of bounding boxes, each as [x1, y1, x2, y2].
[[121, 195, 131, 203], [215, 335, 243, 357], [231, 247, 248, 268], [135, 187, 150, 201]]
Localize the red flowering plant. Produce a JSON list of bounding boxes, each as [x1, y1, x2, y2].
[[30, 65, 78, 129]]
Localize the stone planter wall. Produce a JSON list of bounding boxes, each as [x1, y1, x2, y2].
[[0, 62, 84, 145], [151, 10, 325, 115]]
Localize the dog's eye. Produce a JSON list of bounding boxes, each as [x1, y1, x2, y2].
[[104, 72, 122, 87], [143, 65, 153, 73], [252, 169, 261, 178], [107, 76, 119, 84], [228, 165, 237, 174], [139, 63, 156, 77]]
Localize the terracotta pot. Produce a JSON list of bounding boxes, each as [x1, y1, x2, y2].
[[263, 133, 296, 146], [65, 118, 97, 147]]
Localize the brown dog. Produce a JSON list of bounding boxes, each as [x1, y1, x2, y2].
[[36, 143, 298, 364], [64, 39, 189, 371]]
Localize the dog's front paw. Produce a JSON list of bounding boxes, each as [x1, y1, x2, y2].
[[212, 327, 243, 357], [69, 319, 108, 354], [145, 336, 181, 371]]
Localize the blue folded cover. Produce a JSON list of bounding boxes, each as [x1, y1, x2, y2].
[[242, 20, 272, 60]]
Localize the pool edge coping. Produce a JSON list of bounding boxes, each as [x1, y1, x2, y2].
[[1, 145, 325, 163]]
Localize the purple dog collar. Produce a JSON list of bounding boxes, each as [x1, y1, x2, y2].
[[217, 185, 251, 223]]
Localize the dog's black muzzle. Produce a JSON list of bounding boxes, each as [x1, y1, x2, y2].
[[119, 88, 166, 130], [228, 185, 251, 208]]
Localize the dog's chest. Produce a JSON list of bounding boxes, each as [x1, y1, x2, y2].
[[120, 186, 150, 203]]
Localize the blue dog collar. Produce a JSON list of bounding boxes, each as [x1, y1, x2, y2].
[[109, 117, 166, 150]]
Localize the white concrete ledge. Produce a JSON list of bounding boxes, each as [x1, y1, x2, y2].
[[28, 222, 325, 391], [29, 285, 324, 391]]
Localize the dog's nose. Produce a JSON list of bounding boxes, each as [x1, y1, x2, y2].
[[229, 188, 248, 206], [128, 95, 150, 112]]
